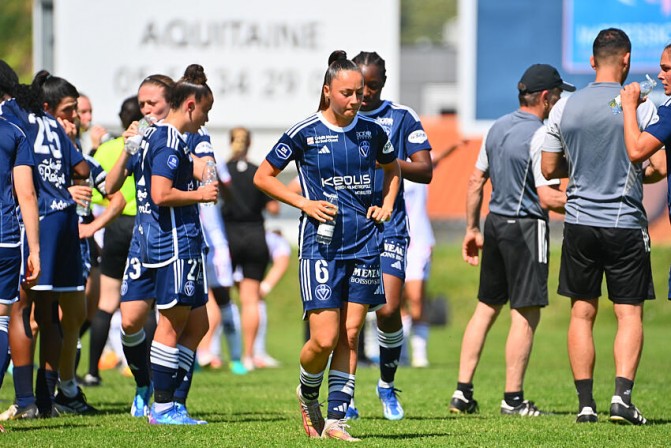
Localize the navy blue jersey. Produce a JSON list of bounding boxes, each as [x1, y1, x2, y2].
[[266, 112, 396, 260], [0, 99, 84, 217], [0, 117, 34, 246], [129, 122, 203, 267], [185, 127, 215, 159], [643, 99, 671, 221], [360, 101, 431, 238]]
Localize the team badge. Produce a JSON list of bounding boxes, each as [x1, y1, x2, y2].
[[274, 143, 292, 160], [167, 155, 179, 170], [359, 140, 370, 157], [184, 280, 196, 297], [121, 281, 128, 296], [315, 284, 332, 301]]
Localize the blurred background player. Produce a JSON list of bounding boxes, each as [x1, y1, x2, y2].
[[76, 94, 110, 156]]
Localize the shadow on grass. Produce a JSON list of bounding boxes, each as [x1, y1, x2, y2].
[[196, 411, 286, 424], [365, 432, 450, 439]]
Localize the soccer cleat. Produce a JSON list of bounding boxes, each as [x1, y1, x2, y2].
[[609, 396, 647, 425], [322, 418, 361, 442], [377, 385, 404, 420], [576, 405, 598, 423], [98, 350, 120, 371], [449, 390, 479, 414], [0, 403, 40, 421], [131, 384, 153, 418], [81, 373, 102, 387], [296, 385, 324, 438], [53, 387, 97, 415], [242, 356, 255, 372], [500, 400, 543, 416], [344, 405, 360, 421], [411, 357, 430, 368], [229, 360, 248, 376], [174, 402, 207, 424], [254, 354, 281, 369], [148, 404, 199, 425]]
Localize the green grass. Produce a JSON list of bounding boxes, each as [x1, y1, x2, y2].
[[2, 243, 671, 446]]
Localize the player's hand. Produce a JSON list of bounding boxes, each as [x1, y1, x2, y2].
[[367, 205, 392, 223], [462, 228, 484, 266], [620, 82, 644, 110], [78, 222, 96, 239], [57, 117, 78, 142], [89, 125, 109, 148], [122, 121, 140, 143], [23, 252, 41, 288], [301, 199, 337, 223], [68, 185, 93, 208], [198, 183, 219, 203]]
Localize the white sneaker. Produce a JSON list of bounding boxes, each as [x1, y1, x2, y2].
[[322, 418, 361, 442], [254, 353, 281, 368]]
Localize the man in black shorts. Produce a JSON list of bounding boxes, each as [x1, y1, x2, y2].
[[542, 28, 665, 425], [449, 64, 571, 416], [221, 127, 279, 370]]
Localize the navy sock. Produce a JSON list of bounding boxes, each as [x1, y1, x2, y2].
[[122, 329, 151, 388], [35, 368, 58, 414], [173, 345, 195, 405], [575, 379, 594, 410], [150, 341, 179, 404], [615, 376, 634, 406], [326, 370, 355, 420], [89, 310, 113, 377], [0, 317, 9, 389], [378, 328, 403, 384], [299, 365, 324, 401], [504, 391, 524, 408], [13, 365, 35, 408]]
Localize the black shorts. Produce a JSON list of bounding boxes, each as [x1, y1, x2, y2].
[[226, 222, 269, 281], [100, 215, 135, 280], [558, 223, 655, 303], [478, 213, 549, 309]]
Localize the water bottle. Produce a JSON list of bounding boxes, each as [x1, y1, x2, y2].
[[201, 160, 218, 207], [316, 193, 338, 245], [609, 74, 657, 114], [124, 115, 156, 155], [76, 175, 93, 217]]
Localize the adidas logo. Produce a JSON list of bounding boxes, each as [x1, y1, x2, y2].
[[391, 261, 402, 270], [318, 145, 330, 154], [331, 403, 348, 414], [374, 285, 384, 294]]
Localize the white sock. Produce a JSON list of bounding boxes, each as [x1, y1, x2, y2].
[[254, 301, 267, 356]]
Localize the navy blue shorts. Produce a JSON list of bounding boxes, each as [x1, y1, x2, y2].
[[154, 257, 207, 310], [30, 209, 84, 292], [299, 254, 385, 319], [380, 236, 408, 280], [120, 253, 155, 302], [0, 247, 21, 305]]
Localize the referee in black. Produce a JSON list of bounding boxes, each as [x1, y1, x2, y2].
[[221, 127, 279, 371], [448, 64, 572, 416]]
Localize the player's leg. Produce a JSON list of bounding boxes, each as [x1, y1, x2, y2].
[[85, 274, 121, 384]]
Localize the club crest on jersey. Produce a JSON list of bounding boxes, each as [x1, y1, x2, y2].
[[167, 155, 179, 170], [184, 280, 196, 297], [408, 130, 428, 144], [359, 140, 370, 157], [315, 284, 332, 301], [274, 143, 292, 160]]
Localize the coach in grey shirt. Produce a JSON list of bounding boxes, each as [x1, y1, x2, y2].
[[542, 28, 665, 426], [448, 64, 570, 417]]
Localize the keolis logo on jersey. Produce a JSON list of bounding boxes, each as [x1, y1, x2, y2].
[[321, 174, 371, 188]]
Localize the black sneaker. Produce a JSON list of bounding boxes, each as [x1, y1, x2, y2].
[[500, 400, 543, 416], [576, 402, 598, 423], [80, 373, 102, 387], [609, 396, 646, 425], [54, 387, 97, 415], [449, 390, 479, 414]]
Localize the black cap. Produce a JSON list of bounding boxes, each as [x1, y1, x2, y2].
[[518, 64, 576, 94]]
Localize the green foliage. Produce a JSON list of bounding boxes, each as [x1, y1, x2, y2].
[[401, 0, 457, 45], [0, 0, 32, 82], [2, 243, 671, 445]]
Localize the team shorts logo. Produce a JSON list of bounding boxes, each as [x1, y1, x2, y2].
[[184, 280, 196, 297], [167, 155, 179, 170], [315, 284, 332, 301], [359, 140, 370, 157], [121, 281, 128, 296], [408, 130, 428, 144], [274, 143, 292, 160]]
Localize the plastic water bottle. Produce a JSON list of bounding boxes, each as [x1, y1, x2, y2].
[[124, 116, 156, 155], [316, 193, 338, 245], [76, 175, 93, 217], [201, 160, 218, 207], [609, 74, 657, 114]]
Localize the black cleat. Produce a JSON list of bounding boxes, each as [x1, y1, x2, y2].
[[576, 403, 598, 423], [500, 400, 544, 416], [54, 387, 98, 415], [609, 396, 646, 425], [449, 390, 479, 414]]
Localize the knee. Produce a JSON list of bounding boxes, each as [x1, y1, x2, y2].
[[122, 316, 144, 334], [309, 332, 338, 355]]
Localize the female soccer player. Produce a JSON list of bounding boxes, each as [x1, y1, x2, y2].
[[254, 50, 400, 441], [350, 51, 432, 420]]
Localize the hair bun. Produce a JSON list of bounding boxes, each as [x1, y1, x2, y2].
[[183, 64, 207, 85], [328, 50, 348, 66]]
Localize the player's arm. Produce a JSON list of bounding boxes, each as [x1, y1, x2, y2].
[[253, 160, 335, 223], [151, 175, 218, 207], [78, 191, 127, 239], [643, 149, 667, 184], [400, 149, 432, 184], [368, 159, 401, 223], [463, 168, 487, 266], [13, 165, 40, 285], [537, 184, 566, 214], [261, 253, 290, 298], [433, 140, 469, 168], [621, 82, 664, 163], [541, 151, 567, 179], [106, 124, 139, 194]]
